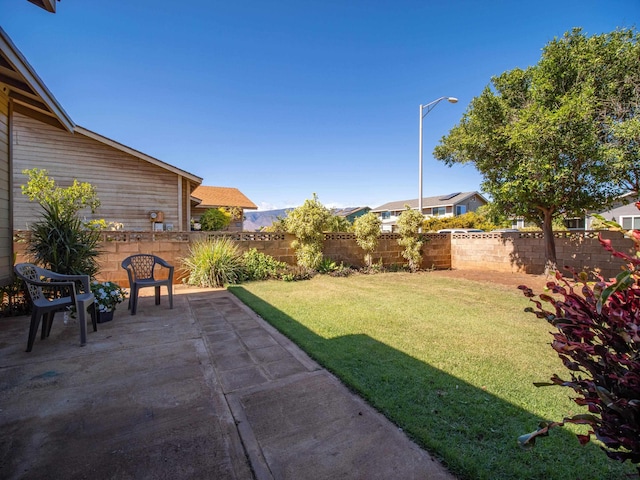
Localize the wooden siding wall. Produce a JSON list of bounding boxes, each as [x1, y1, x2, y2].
[[0, 90, 11, 286], [12, 113, 183, 232]]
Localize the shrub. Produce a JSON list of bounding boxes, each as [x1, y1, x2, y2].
[[200, 208, 231, 231], [325, 215, 352, 232], [316, 257, 338, 274], [281, 265, 315, 282], [28, 202, 101, 277], [21, 168, 100, 216], [396, 207, 425, 272], [22, 170, 101, 277], [181, 237, 244, 287], [242, 248, 287, 281], [286, 194, 331, 269], [353, 212, 382, 268], [518, 222, 640, 473], [422, 210, 498, 232], [0, 276, 30, 317], [328, 263, 355, 277]]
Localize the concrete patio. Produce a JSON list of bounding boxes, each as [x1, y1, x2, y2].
[[0, 286, 454, 479]]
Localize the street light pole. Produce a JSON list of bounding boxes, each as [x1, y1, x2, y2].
[[418, 96, 458, 216]]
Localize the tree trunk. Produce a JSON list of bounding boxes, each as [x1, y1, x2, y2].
[[541, 208, 557, 275]]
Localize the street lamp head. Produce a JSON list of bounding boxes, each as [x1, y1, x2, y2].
[[418, 95, 459, 222]]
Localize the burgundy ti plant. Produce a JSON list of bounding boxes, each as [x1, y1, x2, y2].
[[518, 214, 640, 473]]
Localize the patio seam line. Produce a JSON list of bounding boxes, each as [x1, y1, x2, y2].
[[189, 292, 270, 479], [185, 292, 256, 480]]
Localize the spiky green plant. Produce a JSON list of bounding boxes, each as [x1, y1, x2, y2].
[[28, 202, 101, 277], [181, 237, 244, 287]]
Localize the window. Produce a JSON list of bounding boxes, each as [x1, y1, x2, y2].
[[456, 205, 467, 215], [621, 216, 640, 230], [381, 211, 390, 219], [432, 207, 446, 216], [564, 218, 586, 230]]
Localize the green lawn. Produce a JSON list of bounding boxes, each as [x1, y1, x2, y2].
[[228, 272, 637, 480]]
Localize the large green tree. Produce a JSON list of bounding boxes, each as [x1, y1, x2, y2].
[[434, 28, 639, 272]]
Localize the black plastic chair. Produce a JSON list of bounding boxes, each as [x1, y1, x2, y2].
[[14, 263, 97, 352], [121, 254, 174, 315]]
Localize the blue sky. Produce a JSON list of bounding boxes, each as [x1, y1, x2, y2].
[[2, 1, 638, 210]]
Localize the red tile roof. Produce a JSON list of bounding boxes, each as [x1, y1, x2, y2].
[[192, 186, 257, 210]]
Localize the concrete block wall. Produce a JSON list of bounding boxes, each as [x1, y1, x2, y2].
[[323, 233, 451, 269], [13, 229, 633, 287], [451, 230, 632, 279]]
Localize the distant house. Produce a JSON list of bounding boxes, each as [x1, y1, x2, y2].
[[589, 192, 640, 230], [331, 206, 371, 223], [191, 186, 257, 231], [371, 191, 488, 232]]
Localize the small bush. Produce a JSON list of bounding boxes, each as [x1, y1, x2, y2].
[[181, 237, 244, 288], [281, 265, 315, 282], [360, 258, 385, 274], [200, 208, 231, 231], [316, 257, 338, 274], [242, 248, 287, 281], [328, 263, 356, 277], [396, 207, 425, 272], [353, 212, 382, 268], [286, 194, 331, 269], [0, 277, 30, 318]]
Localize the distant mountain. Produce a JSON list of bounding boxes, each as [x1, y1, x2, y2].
[[243, 206, 368, 231], [243, 208, 291, 231]]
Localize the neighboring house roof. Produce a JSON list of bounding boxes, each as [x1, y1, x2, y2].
[[75, 126, 202, 183], [371, 191, 487, 212], [0, 26, 73, 131], [192, 186, 257, 210]]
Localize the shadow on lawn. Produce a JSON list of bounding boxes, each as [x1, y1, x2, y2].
[[228, 286, 634, 480]]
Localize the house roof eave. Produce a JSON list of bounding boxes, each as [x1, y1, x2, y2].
[[27, 0, 57, 13], [0, 27, 74, 132]]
